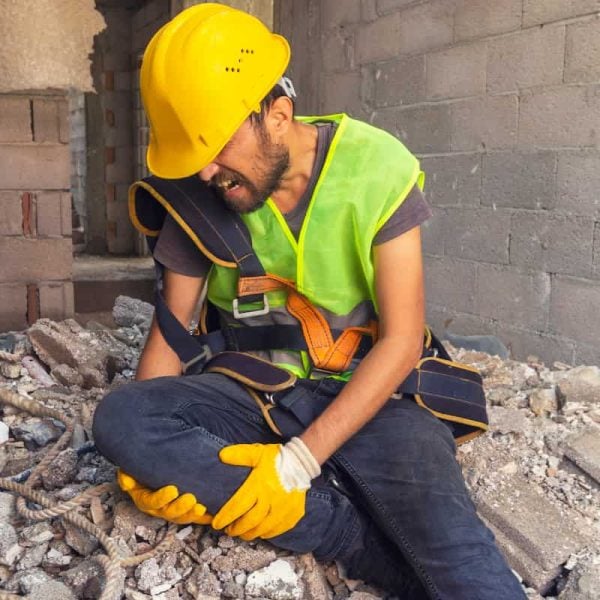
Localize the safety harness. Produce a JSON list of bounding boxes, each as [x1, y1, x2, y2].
[[129, 175, 488, 444]]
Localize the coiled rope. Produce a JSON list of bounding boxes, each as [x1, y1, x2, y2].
[[0, 387, 178, 600]]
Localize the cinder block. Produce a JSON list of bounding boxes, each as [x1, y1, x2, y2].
[[423, 256, 477, 313], [523, 0, 599, 27], [36, 192, 63, 237], [105, 146, 134, 185], [0, 284, 28, 332], [426, 303, 497, 337], [575, 341, 600, 366], [376, 0, 415, 14], [39, 282, 75, 322], [321, 70, 363, 114], [444, 207, 510, 264], [482, 151, 557, 210], [419, 154, 481, 207], [356, 1, 453, 63], [510, 213, 594, 277], [362, 0, 379, 22], [0, 238, 72, 283], [321, 31, 350, 73], [494, 324, 576, 365], [488, 25, 565, 94], [451, 95, 518, 151], [455, 0, 522, 42], [474, 475, 589, 592], [557, 150, 600, 217], [476, 264, 550, 330], [426, 42, 487, 100], [594, 222, 600, 279], [420, 207, 446, 256], [61, 193, 72, 236], [375, 104, 452, 154], [115, 71, 132, 91], [519, 86, 600, 148], [565, 19, 600, 84], [58, 97, 69, 143], [564, 428, 600, 484], [0, 144, 70, 190], [550, 275, 600, 345], [32, 99, 59, 143], [0, 97, 32, 143], [0, 192, 23, 236], [374, 55, 425, 107], [322, 0, 361, 29]]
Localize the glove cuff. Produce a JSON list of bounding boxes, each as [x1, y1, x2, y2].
[[286, 437, 321, 480]]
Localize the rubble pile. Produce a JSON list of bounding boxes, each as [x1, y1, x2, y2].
[[0, 296, 598, 600]]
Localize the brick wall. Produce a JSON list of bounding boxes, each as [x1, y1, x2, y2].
[[278, 0, 600, 366], [0, 93, 73, 330]]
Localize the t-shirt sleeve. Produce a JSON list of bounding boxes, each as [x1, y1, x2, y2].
[[153, 214, 212, 278], [373, 184, 432, 245]]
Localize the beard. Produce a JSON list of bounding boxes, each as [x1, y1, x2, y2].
[[210, 134, 290, 214]]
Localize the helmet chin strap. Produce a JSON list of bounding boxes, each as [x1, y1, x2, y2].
[[278, 76, 297, 99]]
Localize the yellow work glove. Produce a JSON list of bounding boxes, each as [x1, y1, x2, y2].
[[117, 469, 212, 525], [212, 437, 321, 541]]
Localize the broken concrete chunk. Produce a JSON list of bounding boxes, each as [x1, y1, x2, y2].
[[0, 361, 22, 379], [41, 447, 78, 490], [51, 364, 84, 387], [474, 475, 589, 593], [0, 522, 23, 567], [529, 388, 558, 416], [0, 421, 9, 445], [557, 366, 600, 407], [245, 559, 303, 600], [113, 295, 154, 330], [11, 417, 64, 448], [558, 557, 600, 600], [564, 427, 600, 485], [60, 558, 103, 599], [489, 407, 531, 435], [64, 521, 99, 556]]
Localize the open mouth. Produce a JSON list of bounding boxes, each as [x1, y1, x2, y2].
[[220, 179, 241, 192]]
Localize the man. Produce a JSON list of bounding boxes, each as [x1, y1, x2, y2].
[[93, 4, 525, 598]]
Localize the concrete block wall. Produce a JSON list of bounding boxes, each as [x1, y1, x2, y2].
[[0, 93, 73, 330], [278, 0, 600, 366]]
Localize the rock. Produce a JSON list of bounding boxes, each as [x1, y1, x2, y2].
[[41, 447, 78, 490], [11, 418, 64, 448], [443, 333, 509, 358], [16, 543, 48, 570], [111, 501, 165, 543], [0, 361, 22, 379], [0, 493, 15, 521], [79, 365, 106, 389], [113, 296, 154, 330], [529, 388, 558, 416], [20, 522, 54, 545], [27, 578, 77, 600], [9, 567, 53, 594], [21, 355, 56, 386], [559, 558, 600, 600], [488, 407, 530, 435], [0, 522, 23, 567], [184, 564, 222, 598], [348, 592, 382, 600], [564, 427, 600, 485], [0, 421, 9, 444], [557, 366, 600, 407], [298, 553, 333, 600], [211, 543, 277, 573], [245, 559, 303, 600], [51, 364, 84, 387], [64, 521, 99, 556], [63, 560, 105, 599]]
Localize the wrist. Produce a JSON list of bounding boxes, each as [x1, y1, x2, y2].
[[277, 437, 321, 491]]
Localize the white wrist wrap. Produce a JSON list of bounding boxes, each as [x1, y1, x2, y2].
[[276, 437, 321, 492]]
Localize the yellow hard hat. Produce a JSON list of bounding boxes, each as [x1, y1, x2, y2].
[[141, 3, 291, 179]]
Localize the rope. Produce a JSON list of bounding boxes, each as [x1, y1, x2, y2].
[[0, 387, 179, 600]]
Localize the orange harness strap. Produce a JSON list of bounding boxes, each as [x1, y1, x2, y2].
[[238, 274, 377, 372]]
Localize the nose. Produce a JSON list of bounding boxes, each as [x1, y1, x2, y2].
[[199, 163, 219, 182]]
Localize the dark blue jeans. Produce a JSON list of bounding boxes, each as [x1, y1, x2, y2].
[[93, 373, 525, 599]]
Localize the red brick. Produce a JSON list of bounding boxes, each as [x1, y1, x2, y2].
[[0, 284, 28, 331], [0, 237, 72, 283], [36, 192, 63, 237], [33, 98, 59, 142], [0, 97, 32, 143], [0, 192, 23, 235], [0, 144, 70, 190], [39, 282, 74, 321], [27, 284, 40, 325], [21, 192, 35, 236]]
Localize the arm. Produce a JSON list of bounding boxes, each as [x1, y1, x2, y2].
[[136, 268, 205, 380], [300, 225, 425, 464]]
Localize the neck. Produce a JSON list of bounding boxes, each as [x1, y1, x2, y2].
[[270, 121, 318, 214]]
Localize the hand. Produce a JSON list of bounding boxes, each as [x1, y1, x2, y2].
[[212, 437, 321, 540], [117, 469, 212, 525]]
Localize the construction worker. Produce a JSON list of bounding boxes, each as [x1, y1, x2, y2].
[[93, 4, 526, 598]]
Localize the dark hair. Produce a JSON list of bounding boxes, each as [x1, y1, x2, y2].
[[250, 81, 295, 127]]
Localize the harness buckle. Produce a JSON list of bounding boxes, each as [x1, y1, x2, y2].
[[232, 295, 270, 319], [182, 344, 213, 375]]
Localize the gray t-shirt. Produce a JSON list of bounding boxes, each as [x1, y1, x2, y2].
[[154, 122, 432, 277]]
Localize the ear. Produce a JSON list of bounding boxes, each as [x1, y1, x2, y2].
[[264, 96, 293, 140]]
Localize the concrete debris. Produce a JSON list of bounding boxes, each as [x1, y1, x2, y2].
[[0, 299, 599, 599], [245, 559, 303, 599], [564, 428, 600, 484], [0, 421, 8, 444]]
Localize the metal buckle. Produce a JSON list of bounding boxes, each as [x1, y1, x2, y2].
[[182, 345, 213, 374], [232, 295, 270, 319]]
